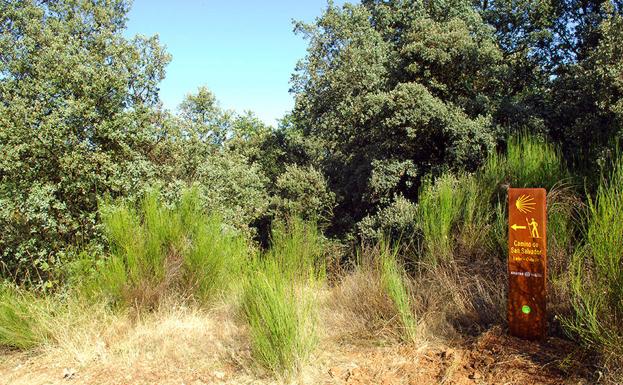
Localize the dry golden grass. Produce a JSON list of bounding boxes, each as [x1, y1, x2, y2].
[[0, 259, 595, 385], [0, 294, 591, 385], [0, 298, 259, 385], [328, 266, 404, 344]]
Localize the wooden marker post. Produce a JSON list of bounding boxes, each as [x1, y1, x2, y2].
[[508, 188, 547, 340]]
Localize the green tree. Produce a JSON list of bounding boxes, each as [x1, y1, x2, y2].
[[475, 0, 623, 167], [0, 0, 170, 281], [548, 2, 623, 166], [291, 0, 503, 235], [178, 86, 234, 146], [271, 164, 335, 226]]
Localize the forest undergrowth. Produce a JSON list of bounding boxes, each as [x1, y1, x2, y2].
[[1, 135, 622, 384]]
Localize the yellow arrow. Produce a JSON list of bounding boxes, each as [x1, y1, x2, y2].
[[511, 224, 527, 231]]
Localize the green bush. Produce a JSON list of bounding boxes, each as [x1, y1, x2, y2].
[[85, 188, 249, 308], [241, 219, 323, 375], [241, 260, 318, 375], [357, 195, 419, 242], [564, 152, 623, 357], [417, 174, 465, 265], [0, 0, 171, 284], [271, 164, 335, 226], [0, 283, 55, 349], [193, 152, 270, 236], [379, 239, 417, 342]]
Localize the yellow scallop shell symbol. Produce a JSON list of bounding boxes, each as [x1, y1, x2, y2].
[[515, 194, 536, 214]]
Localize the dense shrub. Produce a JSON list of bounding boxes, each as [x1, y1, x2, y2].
[[564, 152, 623, 361], [83, 188, 249, 308], [271, 165, 335, 226], [0, 0, 170, 283], [241, 218, 324, 374], [193, 152, 269, 236], [357, 195, 419, 242]]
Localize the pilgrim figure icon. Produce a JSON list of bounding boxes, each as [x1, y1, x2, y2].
[[526, 218, 540, 238]]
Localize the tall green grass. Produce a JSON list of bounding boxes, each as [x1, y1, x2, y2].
[[241, 218, 324, 375], [478, 133, 569, 260], [267, 218, 326, 281], [418, 174, 464, 265], [564, 152, 623, 357], [242, 259, 318, 375], [482, 133, 568, 190], [457, 174, 494, 253], [0, 283, 55, 349], [85, 188, 249, 308], [379, 240, 417, 342], [418, 172, 493, 265]]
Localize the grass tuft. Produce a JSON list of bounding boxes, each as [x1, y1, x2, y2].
[[84, 187, 249, 308], [241, 218, 323, 375], [0, 283, 55, 349], [417, 174, 464, 265], [379, 239, 418, 342], [482, 133, 568, 190], [564, 151, 623, 359]]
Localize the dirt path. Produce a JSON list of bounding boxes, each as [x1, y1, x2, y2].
[[317, 327, 593, 385], [1, 327, 594, 385]]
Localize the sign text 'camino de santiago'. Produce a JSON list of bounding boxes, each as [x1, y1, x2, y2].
[[508, 188, 547, 340]]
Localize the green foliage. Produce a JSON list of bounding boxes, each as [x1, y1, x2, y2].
[[593, 5, 623, 127], [490, 200, 508, 259], [192, 152, 269, 236], [267, 217, 326, 284], [482, 133, 568, 190], [546, 185, 581, 274], [415, 134, 566, 265], [241, 261, 318, 375], [478, 0, 623, 168], [417, 174, 465, 265], [0, 283, 54, 349], [379, 240, 417, 342], [241, 219, 323, 375], [178, 86, 234, 146], [0, 0, 170, 282], [564, 152, 623, 356], [271, 165, 335, 225], [85, 188, 249, 308], [357, 195, 419, 242], [291, 0, 502, 235], [456, 174, 494, 253]]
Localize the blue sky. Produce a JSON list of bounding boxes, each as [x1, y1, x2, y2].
[[125, 0, 348, 126]]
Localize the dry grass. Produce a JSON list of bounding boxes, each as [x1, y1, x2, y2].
[[0, 277, 596, 385], [324, 243, 508, 347], [0, 298, 257, 385], [412, 262, 507, 338], [327, 266, 405, 344]]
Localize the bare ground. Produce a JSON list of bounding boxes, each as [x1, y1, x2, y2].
[[0, 301, 596, 385]]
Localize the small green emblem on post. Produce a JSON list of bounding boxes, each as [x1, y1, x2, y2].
[[522, 305, 531, 314]]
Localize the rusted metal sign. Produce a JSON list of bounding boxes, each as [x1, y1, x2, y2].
[[508, 188, 547, 340]]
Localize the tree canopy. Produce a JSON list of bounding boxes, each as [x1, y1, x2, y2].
[[0, 0, 621, 280]]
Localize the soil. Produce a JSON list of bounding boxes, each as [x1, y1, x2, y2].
[[318, 327, 594, 385], [0, 327, 597, 385]]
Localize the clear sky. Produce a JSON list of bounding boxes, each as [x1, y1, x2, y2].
[[124, 0, 348, 126]]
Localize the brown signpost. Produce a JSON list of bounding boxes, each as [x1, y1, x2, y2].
[[508, 188, 547, 340]]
